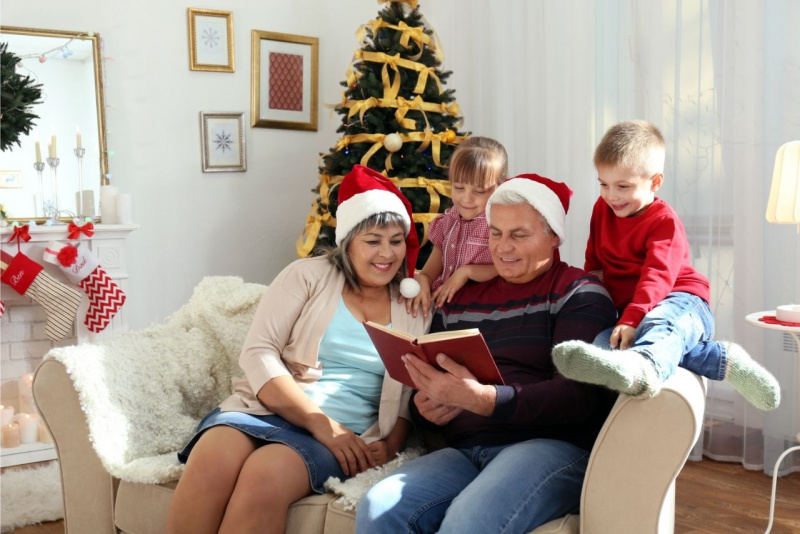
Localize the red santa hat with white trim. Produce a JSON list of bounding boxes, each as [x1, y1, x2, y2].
[[486, 173, 573, 256], [335, 165, 421, 298]]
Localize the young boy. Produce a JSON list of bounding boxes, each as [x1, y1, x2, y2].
[[553, 120, 780, 410]]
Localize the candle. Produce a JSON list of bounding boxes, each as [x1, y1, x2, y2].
[[76, 127, 82, 149], [38, 420, 53, 444], [0, 405, 13, 426], [76, 190, 96, 217], [2, 423, 20, 448], [116, 193, 133, 224], [18, 413, 40, 444], [35, 140, 42, 163], [18, 372, 36, 414], [100, 185, 119, 223], [51, 133, 57, 158]]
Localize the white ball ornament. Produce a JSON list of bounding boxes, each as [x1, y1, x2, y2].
[[400, 277, 421, 299], [383, 133, 403, 153]]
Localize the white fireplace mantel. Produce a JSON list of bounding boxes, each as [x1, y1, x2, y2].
[[1, 223, 139, 344]]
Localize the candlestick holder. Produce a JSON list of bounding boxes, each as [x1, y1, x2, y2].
[[46, 157, 60, 223], [74, 147, 86, 216], [33, 161, 46, 218]]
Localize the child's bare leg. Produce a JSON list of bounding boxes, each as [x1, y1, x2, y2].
[[552, 340, 661, 398], [722, 342, 781, 410], [167, 427, 257, 534], [219, 443, 312, 534]]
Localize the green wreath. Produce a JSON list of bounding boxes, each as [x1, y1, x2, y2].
[[1, 42, 43, 152]]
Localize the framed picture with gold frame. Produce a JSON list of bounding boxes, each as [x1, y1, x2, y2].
[[251, 30, 318, 131], [188, 8, 234, 72], [200, 112, 247, 172], [0, 170, 23, 188]]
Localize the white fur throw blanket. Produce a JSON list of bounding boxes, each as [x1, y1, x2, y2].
[[44, 276, 428, 502], [44, 276, 264, 484]]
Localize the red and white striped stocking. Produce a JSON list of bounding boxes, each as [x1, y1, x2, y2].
[[43, 242, 126, 333], [1, 252, 82, 340]]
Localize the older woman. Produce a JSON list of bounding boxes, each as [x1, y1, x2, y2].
[[167, 165, 429, 534], [356, 174, 619, 534]]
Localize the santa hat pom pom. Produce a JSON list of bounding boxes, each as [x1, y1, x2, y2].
[[400, 277, 420, 299]]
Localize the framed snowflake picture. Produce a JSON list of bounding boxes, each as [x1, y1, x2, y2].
[[188, 8, 234, 72], [251, 30, 318, 131], [199, 112, 247, 172]]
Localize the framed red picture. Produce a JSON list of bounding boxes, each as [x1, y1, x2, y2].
[[250, 30, 318, 131]]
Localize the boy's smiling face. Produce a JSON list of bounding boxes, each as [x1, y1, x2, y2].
[[597, 164, 663, 218]]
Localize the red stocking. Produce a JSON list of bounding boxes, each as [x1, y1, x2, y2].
[[1, 252, 82, 340]]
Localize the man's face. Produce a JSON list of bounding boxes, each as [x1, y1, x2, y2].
[[489, 203, 560, 284]]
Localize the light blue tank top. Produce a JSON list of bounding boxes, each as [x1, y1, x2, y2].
[[304, 298, 388, 434]]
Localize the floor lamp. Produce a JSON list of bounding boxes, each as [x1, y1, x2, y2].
[[763, 139, 800, 534]]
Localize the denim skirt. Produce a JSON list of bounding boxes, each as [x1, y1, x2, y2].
[[177, 408, 349, 493]]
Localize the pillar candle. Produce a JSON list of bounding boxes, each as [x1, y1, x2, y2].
[[18, 413, 40, 444], [35, 140, 42, 163], [116, 193, 133, 224], [38, 420, 53, 444], [18, 372, 36, 414], [100, 185, 119, 223], [2, 423, 20, 448], [76, 190, 96, 217], [0, 405, 13, 426]]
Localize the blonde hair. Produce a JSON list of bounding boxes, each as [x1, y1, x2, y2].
[[448, 136, 508, 188], [594, 120, 666, 177]]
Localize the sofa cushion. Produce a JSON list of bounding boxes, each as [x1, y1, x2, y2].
[[114, 480, 340, 534]]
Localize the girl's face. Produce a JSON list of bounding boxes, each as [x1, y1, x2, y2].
[[451, 180, 497, 221], [597, 164, 663, 218], [348, 224, 407, 289]]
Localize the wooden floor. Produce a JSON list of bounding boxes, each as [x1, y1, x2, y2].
[[6, 458, 800, 534]]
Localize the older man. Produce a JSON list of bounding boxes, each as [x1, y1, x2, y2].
[[355, 174, 618, 534]]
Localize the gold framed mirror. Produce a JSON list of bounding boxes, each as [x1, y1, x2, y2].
[[0, 26, 109, 222]]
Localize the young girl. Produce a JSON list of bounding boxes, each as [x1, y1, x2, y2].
[[406, 136, 508, 317]]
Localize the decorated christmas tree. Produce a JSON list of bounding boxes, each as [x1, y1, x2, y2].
[[297, 0, 467, 267]]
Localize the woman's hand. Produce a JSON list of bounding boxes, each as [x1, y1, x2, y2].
[[405, 272, 433, 318], [307, 414, 374, 476], [367, 417, 412, 467]]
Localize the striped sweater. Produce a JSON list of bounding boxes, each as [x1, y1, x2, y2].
[[416, 261, 618, 451]]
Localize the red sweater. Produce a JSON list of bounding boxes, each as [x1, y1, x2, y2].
[[585, 197, 710, 328]]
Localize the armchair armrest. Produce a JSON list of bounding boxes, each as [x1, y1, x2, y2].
[[580, 367, 706, 534], [34, 359, 119, 534]]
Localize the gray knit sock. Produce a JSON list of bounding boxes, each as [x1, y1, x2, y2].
[[552, 340, 661, 398], [723, 341, 781, 410]]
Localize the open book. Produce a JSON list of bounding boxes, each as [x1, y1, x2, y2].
[[363, 321, 504, 389]]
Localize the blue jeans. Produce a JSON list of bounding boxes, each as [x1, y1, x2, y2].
[[594, 291, 726, 382], [355, 439, 589, 534]]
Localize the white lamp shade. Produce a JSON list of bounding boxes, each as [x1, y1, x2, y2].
[[766, 140, 800, 224]]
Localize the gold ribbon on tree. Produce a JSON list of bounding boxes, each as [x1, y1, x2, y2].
[[354, 50, 443, 101], [335, 129, 463, 169]]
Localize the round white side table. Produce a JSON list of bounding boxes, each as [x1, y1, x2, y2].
[[744, 311, 800, 534]]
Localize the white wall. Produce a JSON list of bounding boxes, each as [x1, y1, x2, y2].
[[2, 0, 380, 328]]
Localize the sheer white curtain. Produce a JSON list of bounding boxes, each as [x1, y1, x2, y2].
[[427, 0, 800, 474]]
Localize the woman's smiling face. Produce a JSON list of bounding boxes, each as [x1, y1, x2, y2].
[[347, 224, 407, 288]]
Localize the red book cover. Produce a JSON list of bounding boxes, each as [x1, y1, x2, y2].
[[363, 321, 504, 389]]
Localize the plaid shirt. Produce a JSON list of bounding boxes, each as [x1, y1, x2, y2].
[[428, 207, 493, 290]]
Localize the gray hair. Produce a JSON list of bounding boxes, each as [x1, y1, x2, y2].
[[326, 211, 408, 293], [487, 190, 555, 237]]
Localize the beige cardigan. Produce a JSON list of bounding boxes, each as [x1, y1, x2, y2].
[[219, 256, 430, 442]]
